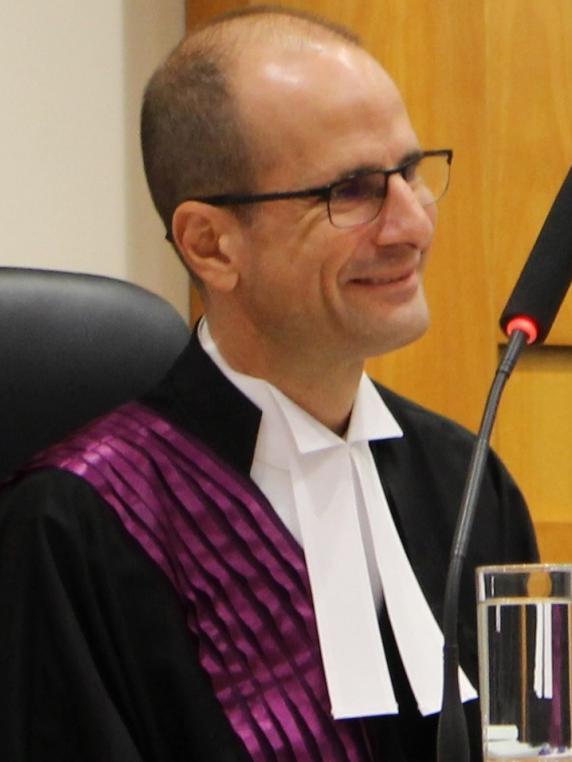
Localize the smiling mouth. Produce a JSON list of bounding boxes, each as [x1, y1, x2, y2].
[[351, 269, 415, 286]]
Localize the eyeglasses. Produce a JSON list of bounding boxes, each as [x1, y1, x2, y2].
[[188, 149, 453, 229]]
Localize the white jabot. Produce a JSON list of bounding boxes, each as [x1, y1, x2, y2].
[[198, 320, 477, 718]]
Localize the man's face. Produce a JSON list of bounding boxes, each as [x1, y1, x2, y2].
[[228, 39, 436, 368]]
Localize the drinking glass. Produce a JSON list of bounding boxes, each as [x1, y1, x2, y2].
[[477, 564, 572, 761]]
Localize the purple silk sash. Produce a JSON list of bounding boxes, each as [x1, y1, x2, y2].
[[31, 402, 370, 761]]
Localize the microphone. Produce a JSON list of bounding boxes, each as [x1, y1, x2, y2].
[[500, 167, 572, 344], [437, 165, 572, 762]]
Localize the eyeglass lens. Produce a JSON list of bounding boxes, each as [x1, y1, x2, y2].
[[329, 153, 450, 228]]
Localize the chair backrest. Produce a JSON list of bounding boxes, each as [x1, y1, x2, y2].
[[0, 267, 190, 480]]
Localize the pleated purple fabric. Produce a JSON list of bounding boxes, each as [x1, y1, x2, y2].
[[32, 402, 370, 761]]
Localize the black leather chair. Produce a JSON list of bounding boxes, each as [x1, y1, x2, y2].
[[0, 268, 190, 481]]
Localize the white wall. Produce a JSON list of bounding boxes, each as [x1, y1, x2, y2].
[[0, 1, 188, 319]]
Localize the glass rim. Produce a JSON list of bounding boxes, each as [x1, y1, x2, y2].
[[476, 562, 572, 576]]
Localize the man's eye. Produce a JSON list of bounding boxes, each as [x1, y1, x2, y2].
[[332, 175, 383, 202], [402, 160, 421, 184]]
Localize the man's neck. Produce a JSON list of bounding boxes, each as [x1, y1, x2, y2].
[[205, 318, 364, 436]]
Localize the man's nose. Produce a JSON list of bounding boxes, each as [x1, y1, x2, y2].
[[373, 173, 435, 249]]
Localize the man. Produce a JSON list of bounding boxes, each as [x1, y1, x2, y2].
[[0, 6, 537, 761]]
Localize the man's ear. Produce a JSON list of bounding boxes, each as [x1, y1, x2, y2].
[[171, 201, 240, 292]]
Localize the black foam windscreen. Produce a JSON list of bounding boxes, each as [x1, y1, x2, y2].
[[499, 167, 572, 343]]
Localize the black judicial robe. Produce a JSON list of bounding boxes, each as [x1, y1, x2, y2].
[[0, 334, 538, 761]]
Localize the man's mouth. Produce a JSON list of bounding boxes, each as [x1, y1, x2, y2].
[[350, 269, 415, 286]]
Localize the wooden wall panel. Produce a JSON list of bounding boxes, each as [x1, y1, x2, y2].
[[186, 0, 247, 24], [534, 523, 572, 564], [496, 349, 572, 521], [496, 349, 572, 559], [485, 0, 572, 346], [485, 0, 572, 560]]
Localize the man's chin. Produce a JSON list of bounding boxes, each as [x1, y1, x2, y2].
[[361, 311, 430, 359]]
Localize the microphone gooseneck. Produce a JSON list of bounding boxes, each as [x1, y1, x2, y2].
[[436, 329, 528, 762], [437, 166, 572, 762]]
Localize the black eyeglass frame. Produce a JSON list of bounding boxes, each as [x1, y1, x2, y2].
[[186, 149, 453, 226]]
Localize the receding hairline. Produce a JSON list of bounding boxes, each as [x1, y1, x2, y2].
[[172, 5, 362, 73], [188, 6, 361, 48], [158, 6, 366, 171], [140, 6, 364, 249]]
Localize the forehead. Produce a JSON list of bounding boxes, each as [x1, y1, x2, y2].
[[231, 39, 418, 187]]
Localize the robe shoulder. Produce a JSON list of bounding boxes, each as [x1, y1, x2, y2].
[[375, 381, 536, 535], [0, 468, 249, 762]]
